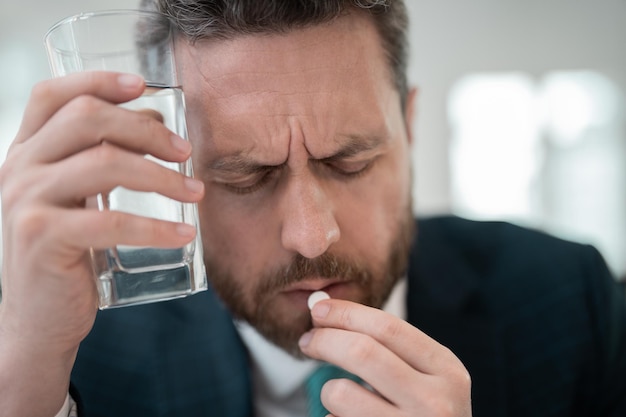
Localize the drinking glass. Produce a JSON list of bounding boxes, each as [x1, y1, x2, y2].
[[44, 10, 207, 308]]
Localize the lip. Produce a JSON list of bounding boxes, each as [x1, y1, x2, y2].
[[281, 278, 345, 293], [279, 278, 354, 308]]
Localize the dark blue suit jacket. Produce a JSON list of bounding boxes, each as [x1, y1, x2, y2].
[[71, 216, 626, 416]]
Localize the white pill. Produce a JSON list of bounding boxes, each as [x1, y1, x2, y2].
[[308, 290, 330, 310]]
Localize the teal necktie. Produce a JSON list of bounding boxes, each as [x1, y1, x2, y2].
[[305, 364, 362, 417]]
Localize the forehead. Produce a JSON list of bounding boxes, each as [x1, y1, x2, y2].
[[175, 11, 399, 158], [176, 11, 391, 83]]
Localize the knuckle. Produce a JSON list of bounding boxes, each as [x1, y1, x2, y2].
[[137, 108, 164, 123], [5, 140, 26, 162], [322, 378, 352, 405], [346, 335, 376, 363], [106, 211, 160, 244], [454, 367, 472, 393], [336, 305, 354, 327], [436, 345, 457, 365], [0, 159, 15, 190], [443, 350, 472, 388], [0, 169, 37, 209], [377, 317, 403, 341], [66, 95, 104, 118], [30, 79, 56, 102], [1, 181, 23, 209], [460, 367, 472, 385], [108, 210, 130, 233], [92, 143, 120, 166], [138, 111, 168, 141], [11, 206, 52, 244], [145, 218, 164, 241], [82, 70, 103, 89], [421, 368, 471, 417]]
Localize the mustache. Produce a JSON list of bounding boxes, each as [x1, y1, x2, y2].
[[257, 252, 372, 295]]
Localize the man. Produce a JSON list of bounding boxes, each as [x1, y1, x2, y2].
[[0, 1, 624, 416]]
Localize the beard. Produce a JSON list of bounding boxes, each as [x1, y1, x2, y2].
[[204, 206, 415, 357]]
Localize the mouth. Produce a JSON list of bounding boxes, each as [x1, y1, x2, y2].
[[279, 278, 354, 308], [282, 278, 343, 292]]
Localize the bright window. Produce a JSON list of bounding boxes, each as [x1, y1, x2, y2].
[[449, 71, 626, 278]]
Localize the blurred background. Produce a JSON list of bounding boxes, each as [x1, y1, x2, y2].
[[0, 0, 625, 281]]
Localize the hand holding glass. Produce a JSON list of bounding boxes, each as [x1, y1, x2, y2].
[[44, 10, 207, 308]]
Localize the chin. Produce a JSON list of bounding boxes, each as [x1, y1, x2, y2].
[[247, 299, 313, 355]]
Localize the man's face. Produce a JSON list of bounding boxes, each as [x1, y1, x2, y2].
[[177, 11, 415, 356]]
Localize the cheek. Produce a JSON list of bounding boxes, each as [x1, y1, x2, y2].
[[198, 194, 241, 263], [197, 188, 278, 274], [333, 151, 411, 265]]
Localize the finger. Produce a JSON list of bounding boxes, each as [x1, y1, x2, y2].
[[300, 327, 422, 407], [20, 97, 190, 164], [37, 144, 204, 205], [14, 71, 145, 144], [309, 299, 462, 375], [321, 378, 396, 417], [51, 208, 197, 250], [137, 108, 164, 123]]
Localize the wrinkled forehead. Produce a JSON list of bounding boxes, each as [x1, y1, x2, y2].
[[173, 12, 403, 161], [174, 11, 393, 98]]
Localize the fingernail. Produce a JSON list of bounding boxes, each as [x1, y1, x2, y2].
[[185, 177, 204, 194], [171, 135, 192, 153], [298, 331, 313, 348], [117, 73, 144, 90], [311, 302, 330, 319], [177, 223, 196, 237]]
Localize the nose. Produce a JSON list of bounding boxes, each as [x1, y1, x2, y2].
[[280, 173, 340, 259]]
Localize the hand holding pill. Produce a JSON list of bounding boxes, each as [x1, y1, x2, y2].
[[299, 298, 472, 417]]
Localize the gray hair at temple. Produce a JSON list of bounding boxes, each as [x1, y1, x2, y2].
[[139, 0, 410, 109]]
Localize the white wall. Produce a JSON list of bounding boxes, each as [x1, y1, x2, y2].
[[405, 0, 626, 214]]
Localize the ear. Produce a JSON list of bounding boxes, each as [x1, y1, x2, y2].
[[404, 87, 418, 145]]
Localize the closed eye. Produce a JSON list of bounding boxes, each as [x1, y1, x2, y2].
[[318, 157, 378, 178], [215, 167, 280, 194]]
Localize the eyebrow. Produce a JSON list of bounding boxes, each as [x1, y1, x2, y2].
[[208, 134, 385, 174], [208, 154, 281, 176], [319, 134, 385, 162]]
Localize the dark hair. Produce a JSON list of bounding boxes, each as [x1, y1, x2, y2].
[[141, 0, 409, 107]]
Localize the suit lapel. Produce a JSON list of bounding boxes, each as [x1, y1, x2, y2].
[[406, 218, 508, 417]]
